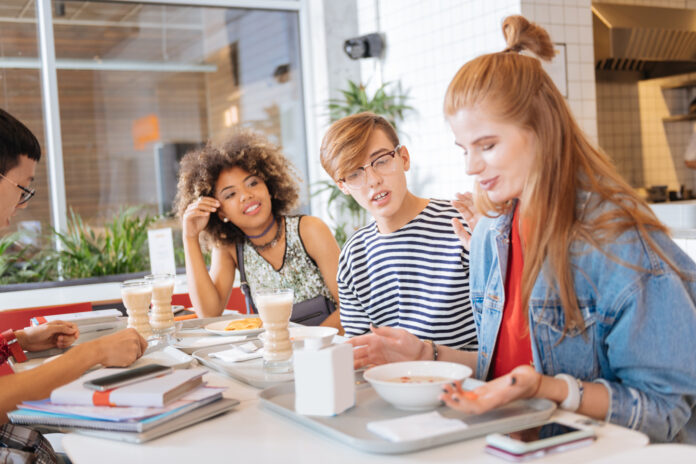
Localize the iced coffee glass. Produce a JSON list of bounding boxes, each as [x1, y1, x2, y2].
[[254, 288, 293, 373], [121, 279, 153, 339], [145, 273, 176, 340]]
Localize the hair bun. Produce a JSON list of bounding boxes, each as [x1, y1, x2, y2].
[[502, 15, 554, 61]]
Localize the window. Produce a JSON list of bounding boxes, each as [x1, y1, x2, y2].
[[0, 0, 308, 282]]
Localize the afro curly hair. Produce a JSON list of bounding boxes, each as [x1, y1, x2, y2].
[[174, 129, 300, 248]]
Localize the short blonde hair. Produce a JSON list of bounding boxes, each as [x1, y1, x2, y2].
[[320, 112, 399, 180]]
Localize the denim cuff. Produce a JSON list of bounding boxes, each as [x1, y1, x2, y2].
[[594, 378, 642, 430]]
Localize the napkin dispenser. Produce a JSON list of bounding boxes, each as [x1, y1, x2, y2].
[[293, 339, 355, 416]]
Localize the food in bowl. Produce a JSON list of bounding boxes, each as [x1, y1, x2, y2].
[[388, 375, 452, 383], [224, 318, 263, 331], [364, 361, 473, 411]]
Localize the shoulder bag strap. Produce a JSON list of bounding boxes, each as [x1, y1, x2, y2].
[[235, 241, 257, 314]]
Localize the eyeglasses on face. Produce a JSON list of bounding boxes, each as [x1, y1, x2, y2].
[[339, 145, 402, 189], [0, 172, 35, 205]]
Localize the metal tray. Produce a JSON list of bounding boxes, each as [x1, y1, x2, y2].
[[192, 341, 293, 388], [258, 379, 556, 454]]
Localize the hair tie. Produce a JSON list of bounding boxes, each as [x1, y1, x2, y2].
[[503, 44, 523, 53]]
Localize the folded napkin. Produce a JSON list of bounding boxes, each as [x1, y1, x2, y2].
[[209, 342, 263, 363], [367, 411, 468, 442]]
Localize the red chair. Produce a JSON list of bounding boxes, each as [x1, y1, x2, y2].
[[171, 293, 193, 308], [171, 287, 248, 314], [0, 302, 92, 332], [227, 287, 247, 313], [0, 302, 92, 376]]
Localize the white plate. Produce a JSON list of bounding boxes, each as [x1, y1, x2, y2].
[[204, 318, 264, 336], [130, 346, 194, 369], [172, 334, 247, 354]]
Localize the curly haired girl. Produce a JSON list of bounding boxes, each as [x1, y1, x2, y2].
[[175, 129, 341, 330]]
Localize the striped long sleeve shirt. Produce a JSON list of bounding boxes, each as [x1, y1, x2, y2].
[[337, 199, 477, 350]]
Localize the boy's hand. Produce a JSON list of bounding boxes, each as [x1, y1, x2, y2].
[[16, 321, 80, 352], [451, 192, 480, 251], [451, 218, 472, 251], [348, 325, 425, 369]]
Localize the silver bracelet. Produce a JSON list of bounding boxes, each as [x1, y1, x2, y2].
[[555, 374, 584, 411], [424, 340, 439, 361]]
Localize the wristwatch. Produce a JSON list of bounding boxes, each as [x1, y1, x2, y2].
[[1, 329, 27, 363], [555, 373, 584, 411], [423, 340, 439, 361]]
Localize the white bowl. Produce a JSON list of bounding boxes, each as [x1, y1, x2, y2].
[[364, 361, 473, 411], [258, 326, 338, 349]]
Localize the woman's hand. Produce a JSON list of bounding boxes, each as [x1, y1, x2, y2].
[[451, 192, 480, 250], [347, 325, 428, 369], [183, 196, 221, 239], [15, 321, 79, 352], [440, 365, 542, 414], [93, 329, 148, 367]]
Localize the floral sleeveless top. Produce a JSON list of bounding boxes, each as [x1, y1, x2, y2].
[[243, 216, 335, 305]]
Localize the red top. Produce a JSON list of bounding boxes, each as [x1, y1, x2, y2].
[[1, 329, 26, 364], [0, 337, 11, 365], [491, 205, 533, 378]]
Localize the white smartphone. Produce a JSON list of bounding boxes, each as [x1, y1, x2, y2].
[[485, 422, 595, 461]]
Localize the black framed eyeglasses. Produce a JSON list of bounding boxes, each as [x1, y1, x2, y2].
[[0, 172, 35, 205], [338, 145, 401, 189]]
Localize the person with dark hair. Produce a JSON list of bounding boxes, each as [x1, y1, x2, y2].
[[176, 129, 342, 330], [0, 108, 40, 228], [347, 17, 696, 443], [0, 108, 148, 463]]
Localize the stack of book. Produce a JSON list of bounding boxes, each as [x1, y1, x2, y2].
[[8, 367, 238, 443], [31, 309, 125, 332], [30, 309, 127, 343]]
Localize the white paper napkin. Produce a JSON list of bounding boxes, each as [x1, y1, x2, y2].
[[367, 411, 468, 442], [210, 343, 263, 363]]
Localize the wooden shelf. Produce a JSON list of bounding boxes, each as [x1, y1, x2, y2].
[[663, 113, 696, 122]]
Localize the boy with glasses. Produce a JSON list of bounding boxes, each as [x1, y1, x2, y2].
[[320, 112, 477, 351], [0, 108, 147, 463]]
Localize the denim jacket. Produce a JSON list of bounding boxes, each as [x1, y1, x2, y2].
[[469, 195, 696, 443]]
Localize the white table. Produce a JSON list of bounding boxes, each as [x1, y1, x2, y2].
[[61, 370, 651, 464]]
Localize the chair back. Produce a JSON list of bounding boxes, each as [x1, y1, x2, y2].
[[0, 301, 93, 376]]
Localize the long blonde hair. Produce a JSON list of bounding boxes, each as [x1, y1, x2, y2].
[[444, 15, 672, 333]]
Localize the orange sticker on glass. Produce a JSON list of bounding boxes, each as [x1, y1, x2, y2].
[[132, 114, 160, 150]]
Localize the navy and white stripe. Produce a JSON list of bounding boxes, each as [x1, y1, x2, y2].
[[338, 199, 477, 349]]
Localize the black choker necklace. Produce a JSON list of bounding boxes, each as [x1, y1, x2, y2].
[[246, 217, 275, 239], [250, 217, 283, 252]]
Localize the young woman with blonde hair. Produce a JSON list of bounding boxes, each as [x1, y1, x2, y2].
[[349, 16, 696, 443]]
